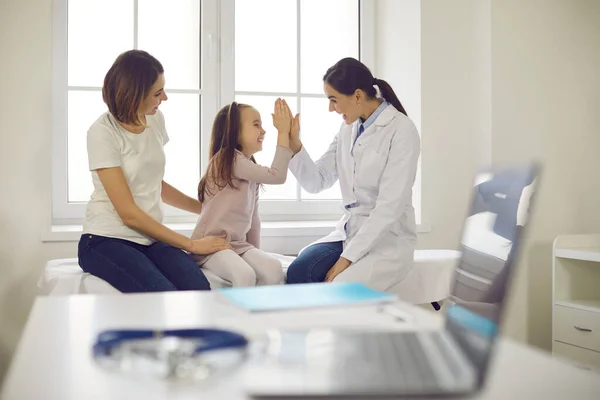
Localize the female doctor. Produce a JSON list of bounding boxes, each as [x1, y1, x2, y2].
[[285, 57, 421, 292]]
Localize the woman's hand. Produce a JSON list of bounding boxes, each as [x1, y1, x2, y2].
[[324, 257, 352, 282], [188, 236, 231, 255], [272, 98, 292, 135], [282, 100, 302, 155]]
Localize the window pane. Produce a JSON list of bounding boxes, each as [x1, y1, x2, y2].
[[300, 0, 359, 94], [161, 94, 201, 199], [67, 92, 199, 203], [235, 0, 297, 93], [138, 0, 200, 90], [67, 90, 108, 202], [300, 97, 342, 200], [68, 0, 134, 87], [235, 95, 298, 200]]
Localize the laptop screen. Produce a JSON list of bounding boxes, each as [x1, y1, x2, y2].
[[444, 165, 538, 385]]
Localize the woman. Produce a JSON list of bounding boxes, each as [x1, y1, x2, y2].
[[78, 50, 230, 293], [285, 57, 421, 292]]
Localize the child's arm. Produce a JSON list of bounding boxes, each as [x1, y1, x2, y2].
[[233, 98, 293, 184], [282, 100, 339, 194], [233, 147, 293, 184], [246, 192, 261, 248]]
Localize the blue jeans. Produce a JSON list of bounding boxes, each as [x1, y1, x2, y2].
[[78, 234, 211, 293], [286, 241, 343, 284]]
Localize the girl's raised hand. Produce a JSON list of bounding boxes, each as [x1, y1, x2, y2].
[[272, 98, 291, 135]]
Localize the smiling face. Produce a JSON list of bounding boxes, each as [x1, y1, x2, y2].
[[324, 82, 363, 125], [139, 73, 168, 116], [238, 106, 266, 156]]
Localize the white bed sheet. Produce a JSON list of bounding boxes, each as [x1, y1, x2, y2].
[[39, 250, 460, 303]]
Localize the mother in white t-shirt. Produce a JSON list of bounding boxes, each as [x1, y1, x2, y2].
[[78, 50, 230, 292]]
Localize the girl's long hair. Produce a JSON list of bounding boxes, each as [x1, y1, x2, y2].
[[198, 102, 255, 202]]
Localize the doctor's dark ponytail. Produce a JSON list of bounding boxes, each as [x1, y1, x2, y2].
[[373, 78, 407, 116], [323, 58, 407, 116]]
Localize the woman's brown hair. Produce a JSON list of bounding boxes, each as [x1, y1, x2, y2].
[[198, 102, 254, 203], [102, 50, 164, 127]]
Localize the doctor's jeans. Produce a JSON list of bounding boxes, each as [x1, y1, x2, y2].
[[286, 241, 343, 284]]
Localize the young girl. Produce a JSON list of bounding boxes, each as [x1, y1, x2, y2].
[[191, 99, 297, 287]]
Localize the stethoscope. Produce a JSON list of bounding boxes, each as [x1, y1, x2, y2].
[[93, 328, 249, 380]]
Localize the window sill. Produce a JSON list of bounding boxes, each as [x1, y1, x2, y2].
[[41, 220, 339, 243], [41, 221, 431, 243]]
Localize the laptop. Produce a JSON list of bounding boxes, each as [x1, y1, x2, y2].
[[245, 164, 540, 397]]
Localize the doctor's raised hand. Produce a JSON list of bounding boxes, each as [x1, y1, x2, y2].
[[283, 101, 301, 154]]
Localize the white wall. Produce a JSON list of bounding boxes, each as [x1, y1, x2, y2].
[[374, 0, 423, 224], [374, 0, 421, 132], [419, 0, 493, 251], [376, 0, 492, 250], [490, 0, 600, 347], [0, 0, 78, 381], [378, 0, 600, 347]]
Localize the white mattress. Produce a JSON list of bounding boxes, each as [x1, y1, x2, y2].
[[39, 250, 460, 304], [38, 253, 296, 295], [391, 250, 461, 304]]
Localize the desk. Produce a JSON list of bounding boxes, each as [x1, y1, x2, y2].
[[2, 292, 600, 399]]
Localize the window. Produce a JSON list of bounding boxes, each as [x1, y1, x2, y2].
[[225, 0, 364, 216], [53, 0, 215, 221], [53, 0, 421, 225]]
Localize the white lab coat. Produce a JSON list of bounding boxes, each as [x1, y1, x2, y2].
[[289, 105, 421, 291]]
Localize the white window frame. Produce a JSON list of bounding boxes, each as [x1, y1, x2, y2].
[[51, 0, 220, 224], [219, 0, 375, 219], [51, 0, 380, 224]]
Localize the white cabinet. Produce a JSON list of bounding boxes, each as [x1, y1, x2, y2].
[[552, 234, 600, 371]]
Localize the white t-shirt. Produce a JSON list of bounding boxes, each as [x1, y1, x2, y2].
[[82, 111, 169, 245]]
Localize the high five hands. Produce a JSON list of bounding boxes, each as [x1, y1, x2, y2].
[[279, 99, 302, 154]]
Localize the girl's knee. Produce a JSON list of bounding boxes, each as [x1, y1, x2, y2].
[[231, 266, 257, 287], [262, 259, 284, 285]]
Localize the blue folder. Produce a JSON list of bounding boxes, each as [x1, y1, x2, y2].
[[218, 282, 396, 312]]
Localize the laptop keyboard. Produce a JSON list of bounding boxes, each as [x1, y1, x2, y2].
[[393, 333, 440, 388], [430, 330, 463, 380], [331, 332, 445, 392]]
